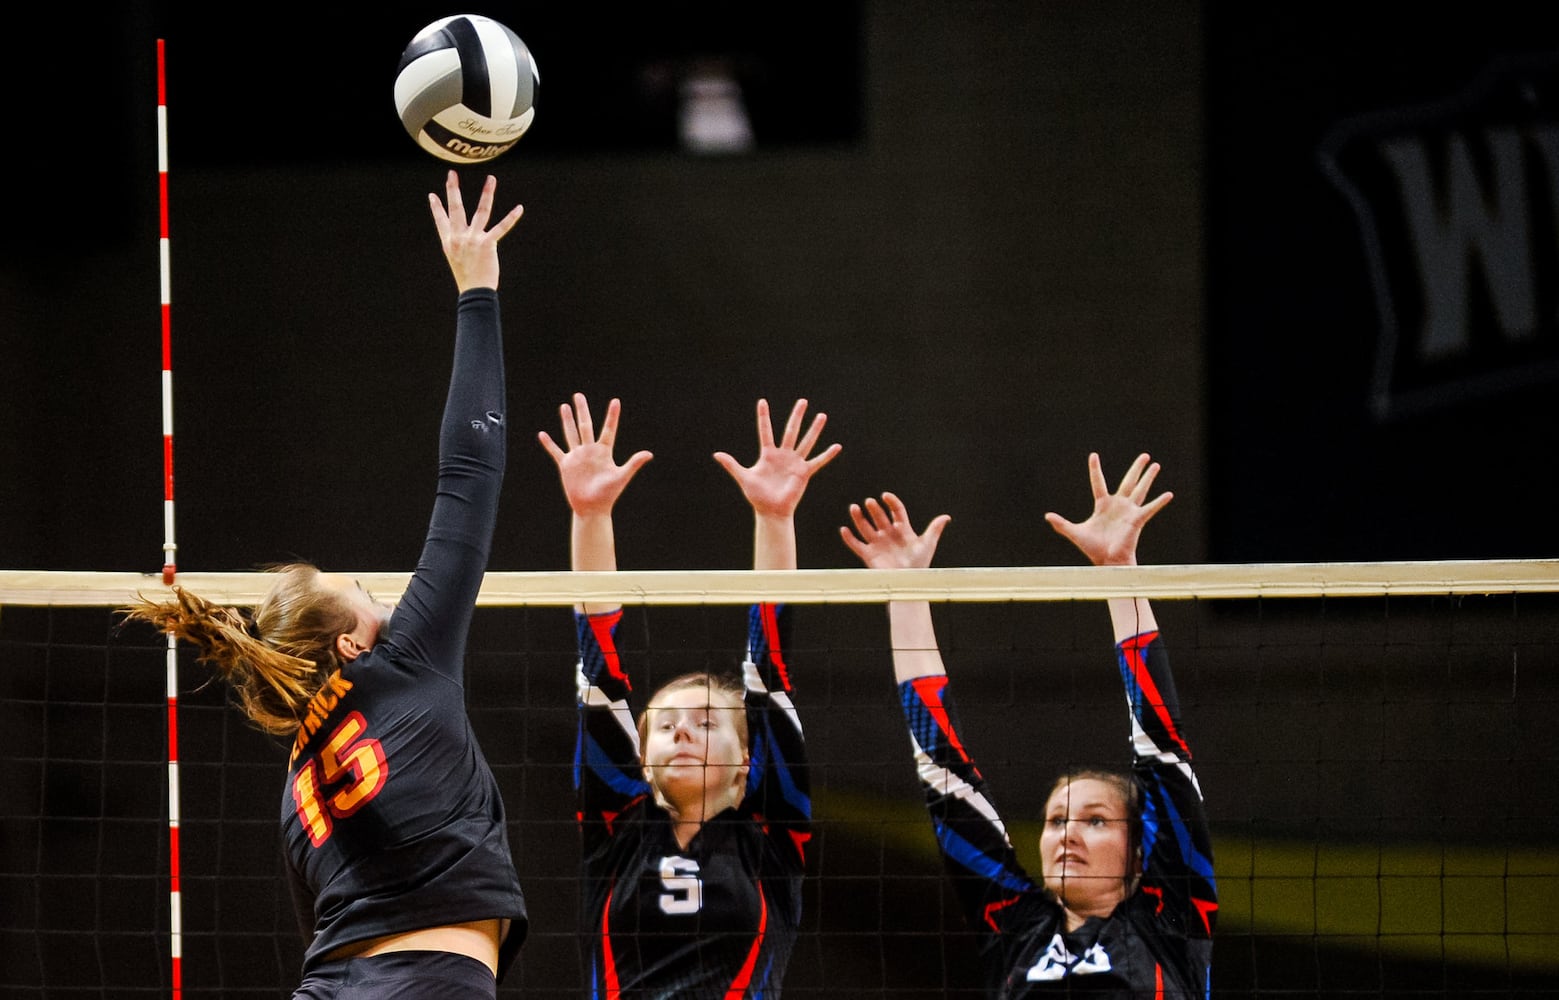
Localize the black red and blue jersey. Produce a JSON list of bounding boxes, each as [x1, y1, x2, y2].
[[899, 630, 1216, 999], [575, 603, 810, 999], [279, 288, 528, 981]]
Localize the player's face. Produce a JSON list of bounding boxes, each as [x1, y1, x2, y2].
[[317, 573, 392, 652], [641, 686, 749, 814], [1038, 777, 1133, 917]]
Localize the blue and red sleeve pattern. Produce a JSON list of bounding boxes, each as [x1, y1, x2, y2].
[[898, 672, 1039, 943], [1119, 631, 1218, 940], [574, 609, 650, 859], [739, 603, 812, 870]]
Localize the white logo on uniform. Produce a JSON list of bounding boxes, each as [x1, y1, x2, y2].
[[1025, 933, 1112, 981]]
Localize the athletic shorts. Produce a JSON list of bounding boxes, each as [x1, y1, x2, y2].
[[293, 950, 497, 999]]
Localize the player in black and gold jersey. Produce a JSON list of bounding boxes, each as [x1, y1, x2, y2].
[[124, 172, 528, 999]]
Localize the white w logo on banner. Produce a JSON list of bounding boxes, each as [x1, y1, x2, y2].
[[1319, 53, 1559, 420]]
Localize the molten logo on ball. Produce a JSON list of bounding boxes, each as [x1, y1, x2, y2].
[[394, 14, 539, 164]]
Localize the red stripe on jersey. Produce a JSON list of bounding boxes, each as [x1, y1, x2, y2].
[[1193, 896, 1219, 936], [909, 675, 973, 763], [1155, 962, 1164, 1000], [758, 603, 792, 691], [725, 884, 769, 997], [601, 884, 621, 998], [981, 894, 1020, 933], [788, 828, 812, 866], [589, 611, 631, 687], [601, 796, 646, 836], [1122, 632, 1191, 757], [1142, 884, 1165, 914]]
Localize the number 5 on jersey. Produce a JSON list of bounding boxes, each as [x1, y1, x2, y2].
[[292, 712, 389, 847], [659, 856, 703, 914]]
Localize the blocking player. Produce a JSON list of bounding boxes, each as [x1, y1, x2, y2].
[[539, 393, 838, 998], [840, 453, 1217, 998]]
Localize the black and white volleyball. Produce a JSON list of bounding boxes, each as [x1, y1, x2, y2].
[[394, 14, 539, 164]]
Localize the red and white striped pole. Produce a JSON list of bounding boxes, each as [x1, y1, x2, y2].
[[156, 37, 184, 1000]]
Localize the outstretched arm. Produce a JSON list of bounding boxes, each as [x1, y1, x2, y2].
[[714, 398, 841, 571], [394, 172, 524, 677], [541, 394, 654, 851], [716, 399, 838, 850], [538, 393, 653, 615], [1048, 454, 1216, 931], [842, 492, 1039, 937], [839, 492, 952, 683], [1044, 451, 1172, 642]]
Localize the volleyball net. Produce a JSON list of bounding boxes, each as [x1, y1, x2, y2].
[[3, 562, 1557, 998]]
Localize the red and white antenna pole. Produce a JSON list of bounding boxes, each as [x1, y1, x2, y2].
[[156, 37, 184, 1000]]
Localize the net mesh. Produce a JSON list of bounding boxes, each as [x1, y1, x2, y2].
[[3, 565, 1558, 998]]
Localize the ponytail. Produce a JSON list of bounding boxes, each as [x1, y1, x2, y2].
[[121, 563, 355, 736]]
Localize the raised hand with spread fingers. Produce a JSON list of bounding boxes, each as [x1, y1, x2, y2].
[[1044, 451, 1173, 569], [715, 398, 842, 571]]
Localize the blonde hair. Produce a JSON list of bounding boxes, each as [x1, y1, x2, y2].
[[120, 562, 356, 736], [636, 672, 750, 758]]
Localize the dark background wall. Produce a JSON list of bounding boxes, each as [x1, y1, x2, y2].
[[4, 2, 1559, 998], [1205, 4, 1559, 563], [1, 0, 1207, 577]]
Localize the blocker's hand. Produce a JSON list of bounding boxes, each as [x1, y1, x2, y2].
[[714, 398, 842, 520], [840, 492, 950, 571], [538, 393, 653, 518], [1044, 452, 1172, 568]]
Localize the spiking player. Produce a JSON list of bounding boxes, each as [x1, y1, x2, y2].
[[841, 453, 1218, 998], [124, 172, 529, 999], [539, 394, 840, 998]]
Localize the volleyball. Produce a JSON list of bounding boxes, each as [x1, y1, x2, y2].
[[394, 14, 539, 164]]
